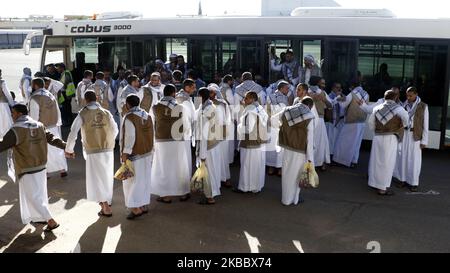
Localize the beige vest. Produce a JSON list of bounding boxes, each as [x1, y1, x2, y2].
[[153, 104, 183, 141], [30, 92, 59, 128], [345, 93, 367, 124], [375, 116, 404, 141], [140, 87, 161, 113], [278, 116, 311, 153], [312, 92, 328, 118], [239, 113, 268, 149], [0, 80, 7, 103], [12, 124, 48, 177], [79, 105, 115, 154], [412, 102, 427, 141], [122, 113, 154, 157]]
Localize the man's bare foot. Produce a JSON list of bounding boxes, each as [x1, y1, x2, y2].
[[268, 167, 275, 176]]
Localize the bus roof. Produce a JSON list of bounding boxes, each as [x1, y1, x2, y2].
[[49, 16, 450, 40]]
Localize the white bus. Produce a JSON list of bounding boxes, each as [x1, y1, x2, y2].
[[33, 14, 450, 149]]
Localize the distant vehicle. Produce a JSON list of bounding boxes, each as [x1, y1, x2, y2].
[[30, 10, 450, 149]]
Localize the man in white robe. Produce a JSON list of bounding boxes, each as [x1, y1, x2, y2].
[[195, 87, 222, 204], [75, 70, 94, 112], [28, 78, 68, 177], [120, 94, 154, 219], [91, 71, 114, 112], [236, 91, 268, 193], [19, 67, 32, 103], [394, 87, 429, 192], [308, 76, 333, 170], [266, 81, 291, 176], [333, 81, 370, 168], [65, 91, 118, 217], [272, 97, 315, 205], [368, 90, 409, 195], [234, 72, 266, 106], [0, 70, 14, 141], [175, 79, 198, 200], [220, 74, 237, 164], [44, 77, 64, 104], [326, 82, 345, 159], [208, 83, 232, 187], [151, 84, 191, 203], [117, 75, 143, 116], [0, 104, 64, 231], [141, 72, 165, 121]]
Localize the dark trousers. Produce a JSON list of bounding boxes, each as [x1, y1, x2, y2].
[[61, 93, 73, 126]]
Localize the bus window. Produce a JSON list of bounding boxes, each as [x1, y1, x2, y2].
[[220, 38, 236, 75], [267, 39, 322, 85], [189, 38, 215, 82], [44, 49, 64, 67], [268, 40, 291, 83], [302, 40, 322, 67], [238, 38, 263, 77], [416, 44, 448, 132], [165, 38, 187, 63], [74, 38, 98, 64], [358, 40, 415, 101]]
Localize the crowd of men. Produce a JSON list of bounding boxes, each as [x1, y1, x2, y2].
[[0, 53, 429, 231]]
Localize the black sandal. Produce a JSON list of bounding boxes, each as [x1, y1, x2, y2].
[[179, 194, 191, 202], [157, 197, 172, 204], [126, 211, 143, 220], [378, 190, 394, 196], [198, 199, 215, 205], [98, 210, 113, 217], [44, 223, 60, 232]]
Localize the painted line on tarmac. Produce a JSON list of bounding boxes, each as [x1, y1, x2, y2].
[[244, 231, 261, 253], [292, 240, 304, 253]]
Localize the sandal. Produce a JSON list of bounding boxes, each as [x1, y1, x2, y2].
[[179, 194, 191, 202], [126, 211, 143, 220], [44, 223, 60, 232], [156, 197, 172, 204], [378, 190, 394, 196], [198, 199, 215, 205], [98, 210, 113, 217]]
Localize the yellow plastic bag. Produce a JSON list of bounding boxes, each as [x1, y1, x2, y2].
[[114, 159, 135, 181], [299, 161, 319, 188], [190, 162, 212, 198]]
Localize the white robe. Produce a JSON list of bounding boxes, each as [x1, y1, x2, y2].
[[123, 155, 153, 208], [151, 141, 190, 197], [0, 81, 14, 140], [213, 101, 231, 181], [239, 147, 266, 192], [266, 101, 286, 168], [237, 105, 268, 193], [394, 105, 429, 186], [280, 120, 314, 205], [311, 106, 330, 167], [122, 118, 152, 208], [368, 103, 409, 190], [177, 95, 196, 179], [222, 85, 237, 163], [19, 169, 53, 224], [65, 105, 118, 204], [196, 105, 222, 197], [333, 92, 369, 166]]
